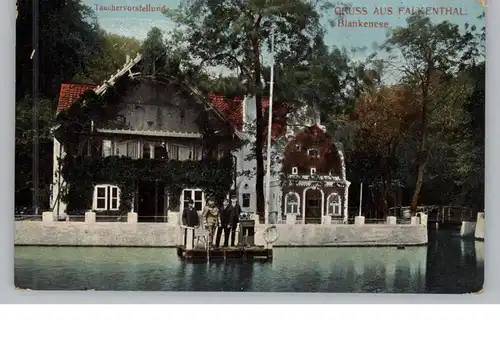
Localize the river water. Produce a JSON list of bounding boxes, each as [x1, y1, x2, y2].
[[14, 233, 483, 293]]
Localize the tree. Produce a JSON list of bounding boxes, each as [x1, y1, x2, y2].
[[382, 14, 478, 214], [351, 85, 418, 214], [164, 0, 334, 215], [140, 27, 168, 75], [15, 97, 55, 210], [16, 0, 104, 99], [73, 31, 141, 84]]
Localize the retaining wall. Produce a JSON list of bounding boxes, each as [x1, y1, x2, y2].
[[15, 221, 428, 247], [460, 221, 476, 238]]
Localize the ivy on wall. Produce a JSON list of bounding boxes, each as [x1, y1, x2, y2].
[[54, 70, 238, 214], [61, 155, 234, 213]]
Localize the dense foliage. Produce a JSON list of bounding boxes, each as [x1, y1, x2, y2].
[[15, 1, 485, 218], [61, 156, 233, 213]]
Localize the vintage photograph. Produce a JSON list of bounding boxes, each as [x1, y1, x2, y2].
[[14, 0, 484, 293]]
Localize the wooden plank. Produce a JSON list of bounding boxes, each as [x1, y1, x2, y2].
[[176, 245, 272, 261]]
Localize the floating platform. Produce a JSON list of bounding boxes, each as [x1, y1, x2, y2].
[[176, 245, 273, 262]]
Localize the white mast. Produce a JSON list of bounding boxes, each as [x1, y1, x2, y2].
[[358, 182, 363, 216], [264, 27, 275, 226]]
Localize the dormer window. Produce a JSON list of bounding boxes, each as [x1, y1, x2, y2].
[[310, 167, 316, 175], [292, 167, 298, 175], [307, 148, 320, 157], [295, 144, 301, 151]]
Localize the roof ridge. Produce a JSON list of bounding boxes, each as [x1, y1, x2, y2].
[[60, 83, 97, 87]]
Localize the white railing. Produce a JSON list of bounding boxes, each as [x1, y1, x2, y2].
[[15, 212, 169, 224]]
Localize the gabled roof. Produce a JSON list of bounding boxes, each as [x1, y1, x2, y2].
[[208, 95, 243, 130], [54, 53, 241, 138], [55, 53, 287, 142], [56, 83, 97, 113], [209, 94, 287, 142]]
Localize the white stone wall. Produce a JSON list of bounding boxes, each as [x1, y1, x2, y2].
[[475, 212, 484, 240], [253, 224, 427, 247], [15, 221, 427, 247], [460, 221, 476, 238]]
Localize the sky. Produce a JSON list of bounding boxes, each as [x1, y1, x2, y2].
[[85, 0, 485, 71]]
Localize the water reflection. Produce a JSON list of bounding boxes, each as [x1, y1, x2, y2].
[[14, 235, 483, 293], [425, 232, 483, 293]]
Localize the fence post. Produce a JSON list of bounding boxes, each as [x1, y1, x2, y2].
[[127, 212, 138, 224], [286, 214, 296, 224], [85, 211, 96, 224], [42, 211, 54, 223]]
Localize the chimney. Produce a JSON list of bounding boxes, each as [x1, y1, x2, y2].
[[315, 107, 321, 126], [126, 54, 130, 64]]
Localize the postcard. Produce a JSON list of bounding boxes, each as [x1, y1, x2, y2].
[[14, 0, 485, 293]]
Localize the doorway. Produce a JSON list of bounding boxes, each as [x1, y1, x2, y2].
[[305, 189, 322, 224], [137, 181, 166, 222]]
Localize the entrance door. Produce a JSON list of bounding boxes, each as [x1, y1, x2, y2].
[[138, 181, 166, 222], [305, 189, 322, 224]]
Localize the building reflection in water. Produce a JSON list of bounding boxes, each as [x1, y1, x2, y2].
[[14, 237, 483, 293]]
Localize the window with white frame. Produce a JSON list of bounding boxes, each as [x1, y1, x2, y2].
[[327, 193, 342, 215], [292, 167, 298, 175], [126, 141, 139, 159], [142, 143, 152, 159], [169, 144, 179, 160], [182, 189, 204, 211], [178, 145, 190, 161], [285, 192, 300, 214], [102, 140, 112, 157], [93, 185, 120, 211], [307, 148, 320, 157], [310, 167, 316, 175], [189, 146, 201, 160]]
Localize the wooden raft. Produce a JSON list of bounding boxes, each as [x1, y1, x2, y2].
[[176, 245, 273, 262]]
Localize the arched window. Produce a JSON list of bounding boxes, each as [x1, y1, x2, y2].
[[285, 192, 300, 215], [327, 193, 342, 215]]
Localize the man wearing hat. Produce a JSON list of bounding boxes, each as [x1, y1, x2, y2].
[[227, 195, 242, 246], [201, 197, 220, 246], [182, 199, 199, 228]]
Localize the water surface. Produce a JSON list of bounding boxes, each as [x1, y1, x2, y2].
[[14, 234, 483, 293]]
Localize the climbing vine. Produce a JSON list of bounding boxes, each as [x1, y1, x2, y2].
[[61, 155, 234, 213], [54, 70, 239, 214]]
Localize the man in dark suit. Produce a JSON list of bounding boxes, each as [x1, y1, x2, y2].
[[215, 199, 231, 247], [182, 199, 199, 228], [228, 195, 241, 247]]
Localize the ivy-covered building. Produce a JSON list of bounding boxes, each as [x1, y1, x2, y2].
[[50, 54, 349, 224], [51, 54, 241, 221]]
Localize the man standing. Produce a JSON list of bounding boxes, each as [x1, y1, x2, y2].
[[181, 199, 199, 228], [228, 195, 241, 247], [181, 199, 199, 248], [201, 197, 220, 246], [215, 199, 231, 247]]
